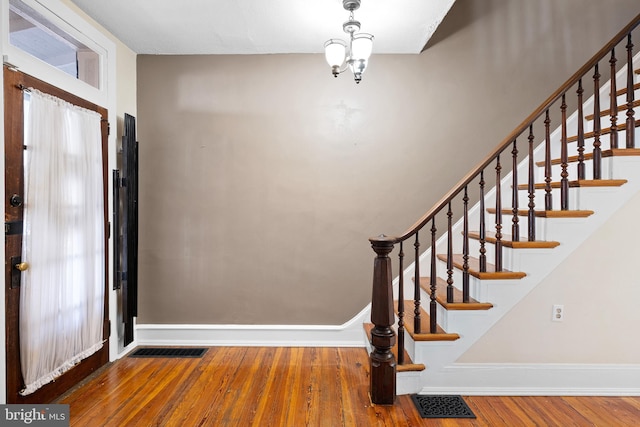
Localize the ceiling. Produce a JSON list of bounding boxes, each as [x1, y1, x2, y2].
[[68, 0, 455, 55]]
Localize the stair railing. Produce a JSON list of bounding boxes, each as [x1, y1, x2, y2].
[[368, 13, 640, 405]]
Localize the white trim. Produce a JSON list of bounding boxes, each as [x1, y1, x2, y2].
[[416, 363, 640, 396], [136, 305, 371, 348], [114, 317, 138, 359]]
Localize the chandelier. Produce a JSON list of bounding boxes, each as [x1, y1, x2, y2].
[[324, 0, 374, 84]]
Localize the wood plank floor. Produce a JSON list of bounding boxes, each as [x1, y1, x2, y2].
[[56, 347, 640, 426]]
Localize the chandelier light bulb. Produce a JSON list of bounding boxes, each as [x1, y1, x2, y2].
[[324, 39, 347, 74], [351, 33, 374, 61]]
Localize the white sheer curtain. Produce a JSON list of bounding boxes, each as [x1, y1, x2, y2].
[[20, 89, 105, 396]]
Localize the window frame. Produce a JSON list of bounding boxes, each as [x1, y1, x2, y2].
[[1, 0, 113, 108]]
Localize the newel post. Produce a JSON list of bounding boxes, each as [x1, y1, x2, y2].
[[369, 234, 397, 405]]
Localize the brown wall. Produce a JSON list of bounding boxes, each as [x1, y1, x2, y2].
[[136, 0, 639, 325]]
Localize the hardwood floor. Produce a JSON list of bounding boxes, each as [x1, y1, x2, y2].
[[56, 346, 640, 426]]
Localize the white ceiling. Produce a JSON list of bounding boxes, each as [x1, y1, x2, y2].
[[68, 0, 455, 55]]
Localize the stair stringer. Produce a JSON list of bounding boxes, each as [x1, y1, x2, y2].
[[394, 135, 640, 395]]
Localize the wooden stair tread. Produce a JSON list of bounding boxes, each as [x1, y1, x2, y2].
[[436, 254, 526, 280], [487, 207, 594, 218], [585, 99, 640, 120], [516, 179, 627, 190], [364, 323, 425, 372], [567, 120, 640, 143], [417, 276, 493, 310], [396, 362, 425, 372], [468, 231, 560, 249], [614, 82, 640, 97], [396, 302, 460, 341], [535, 148, 640, 166]]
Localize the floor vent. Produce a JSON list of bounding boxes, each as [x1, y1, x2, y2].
[[411, 395, 476, 419], [129, 347, 207, 358]]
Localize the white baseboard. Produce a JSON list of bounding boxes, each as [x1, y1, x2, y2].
[[135, 305, 370, 348], [414, 363, 640, 396]]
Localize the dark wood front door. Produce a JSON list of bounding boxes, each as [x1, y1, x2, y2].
[[4, 66, 110, 404]]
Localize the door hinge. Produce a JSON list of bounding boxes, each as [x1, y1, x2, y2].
[[101, 119, 110, 136], [104, 319, 111, 339]]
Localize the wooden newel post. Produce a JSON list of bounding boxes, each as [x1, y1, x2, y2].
[[369, 234, 397, 405]]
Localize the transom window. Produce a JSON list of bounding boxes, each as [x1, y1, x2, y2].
[[8, 0, 101, 89]]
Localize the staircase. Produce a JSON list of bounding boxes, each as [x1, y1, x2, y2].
[[366, 14, 640, 404]]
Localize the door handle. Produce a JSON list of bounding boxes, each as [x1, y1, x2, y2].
[[14, 262, 29, 271]]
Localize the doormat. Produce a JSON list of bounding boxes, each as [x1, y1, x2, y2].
[[129, 347, 207, 358], [410, 394, 476, 418]]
